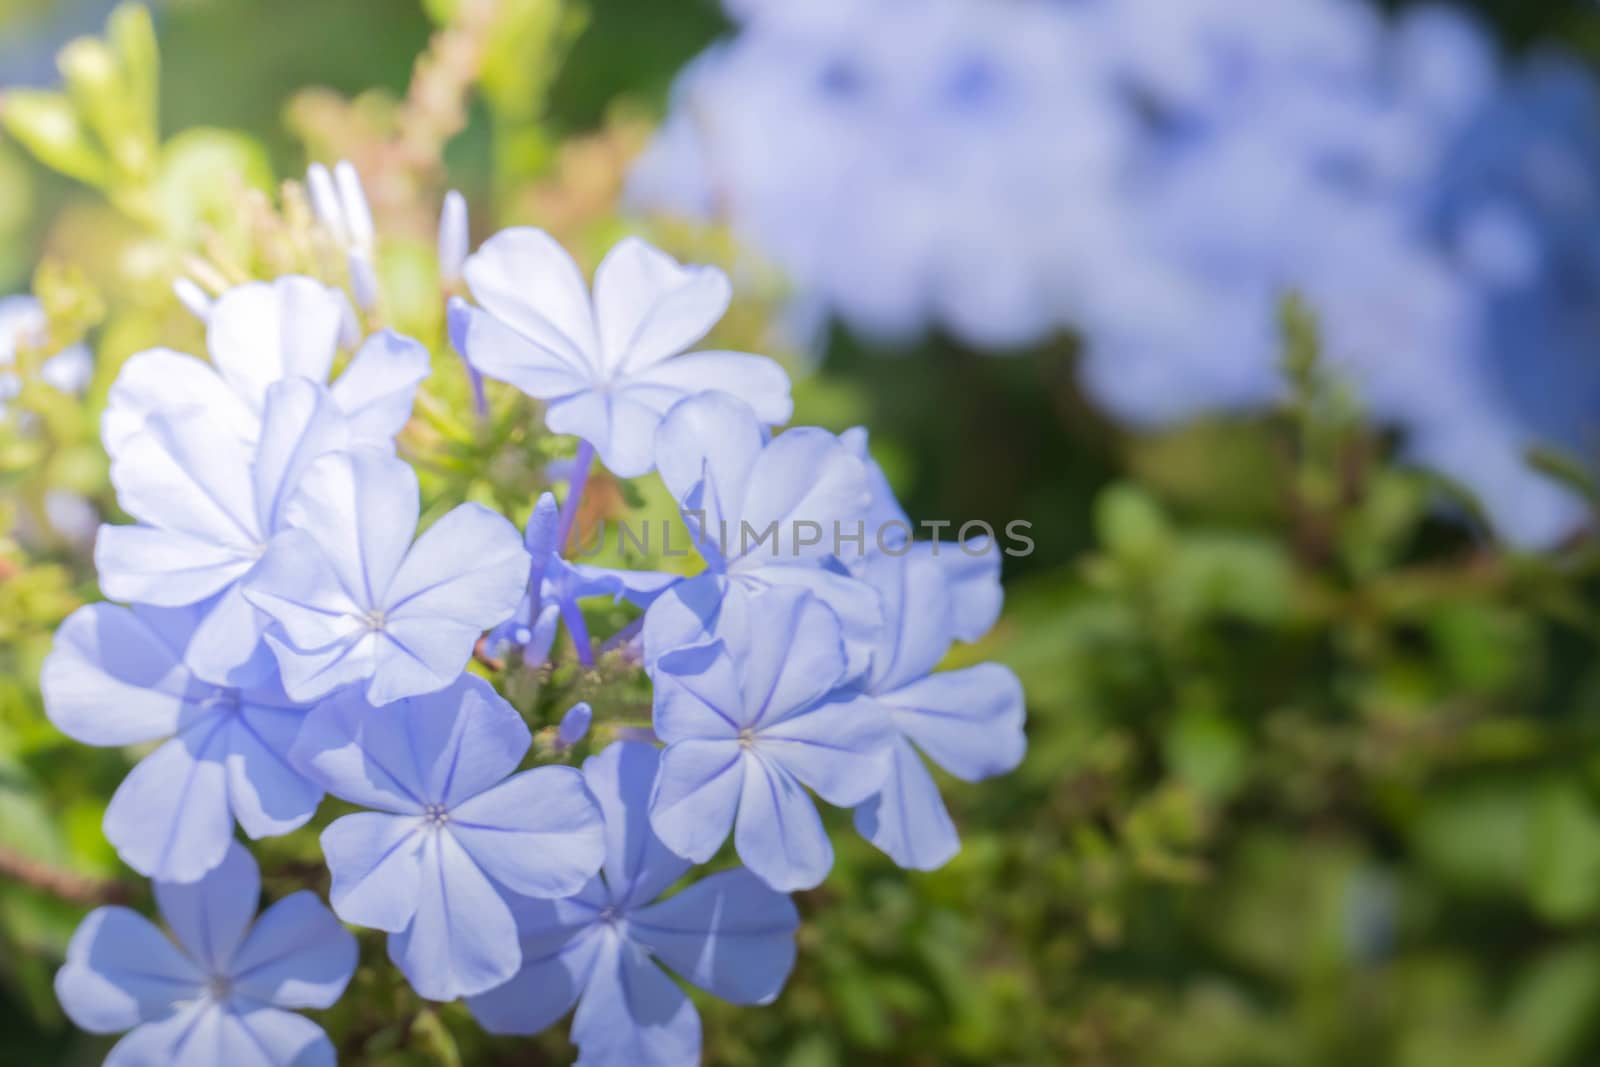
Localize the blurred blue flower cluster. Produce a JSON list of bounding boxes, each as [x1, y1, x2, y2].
[[629, 0, 1600, 547]]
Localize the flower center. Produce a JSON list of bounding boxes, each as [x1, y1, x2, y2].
[[422, 803, 450, 829], [362, 608, 388, 632], [205, 975, 233, 1002], [738, 727, 757, 750]]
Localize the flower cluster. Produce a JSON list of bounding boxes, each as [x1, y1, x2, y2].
[[44, 169, 1027, 1064], [628, 0, 1600, 548]]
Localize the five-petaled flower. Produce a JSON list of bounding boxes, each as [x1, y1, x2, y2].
[[469, 741, 799, 1064], [289, 675, 606, 1001], [449, 231, 792, 478], [55, 843, 357, 1067]]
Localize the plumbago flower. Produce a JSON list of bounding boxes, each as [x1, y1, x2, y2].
[[642, 391, 882, 670], [850, 548, 1027, 870], [487, 490, 676, 669], [469, 742, 799, 1063], [96, 377, 354, 685], [243, 448, 530, 706], [288, 675, 605, 1000], [448, 231, 792, 478], [41, 602, 320, 883], [101, 274, 428, 454], [55, 843, 356, 1067], [649, 585, 892, 891]]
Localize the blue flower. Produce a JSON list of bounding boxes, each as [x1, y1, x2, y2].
[[486, 491, 678, 669], [558, 702, 594, 747], [448, 231, 792, 477], [55, 842, 356, 1067], [96, 376, 354, 686], [102, 275, 428, 456], [641, 392, 881, 672], [849, 547, 1026, 870], [468, 742, 798, 1063], [242, 447, 530, 706], [42, 602, 321, 883], [649, 585, 892, 891], [289, 675, 605, 1000]]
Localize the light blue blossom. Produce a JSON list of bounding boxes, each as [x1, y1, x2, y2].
[[486, 491, 677, 669], [469, 742, 798, 1064], [42, 602, 321, 883], [243, 447, 530, 706], [101, 275, 427, 455], [850, 548, 1026, 870], [649, 585, 891, 891], [55, 842, 356, 1067], [641, 391, 881, 671], [0, 294, 91, 408], [448, 231, 792, 477], [96, 375, 353, 686], [289, 675, 605, 1001]]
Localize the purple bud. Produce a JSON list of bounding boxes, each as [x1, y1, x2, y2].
[[333, 160, 375, 250], [305, 163, 346, 244], [172, 277, 212, 322], [557, 702, 593, 747]]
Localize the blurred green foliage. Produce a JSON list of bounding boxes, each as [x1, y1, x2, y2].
[[5, 1, 1600, 1066]]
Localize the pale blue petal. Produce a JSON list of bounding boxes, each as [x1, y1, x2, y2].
[[171, 1003, 335, 1067], [592, 236, 730, 373], [264, 628, 379, 706], [104, 1004, 208, 1066], [388, 831, 523, 1001], [108, 410, 261, 549], [736, 563, 883, 680], [183, 584, 278, 688], [320, 812, 425, 933], [582, 742, 691, 907], [859, 549, 952, 693], [628, 868, 797, 1004], [328, 330, 430, 445], [281, 449, 419, 609], [884, 663, 1027, 782], [461, 227, 599, 368], [245, 529, 367, 655], [229, 892, 357, 1010], [449, 298, 592, 398], [467, 926, 599, 1036], [205, 276, 345, 415], [155, 842, 260, 972], [398, 675, 530, 806], [758, 689, 892, 807], [626, 351, 792, 424], [641, 572, 731, 667], [449, 765, 605, 899], [105, 719, 235, 882], [252, 379, 351, 535], [653, 642, 746, 740], [288, 687, 429, 813], [223, 705, 322, 841], [102, 347, 254, 456], [366, 618, 488, 705], [653, 392, 764, 541], [648, 740, 746, 863], [55, 908, 202, 1032], [570, 934, 700, 1067], [726, 586, 848, 728], [545, 389, 665, 479], [840, 427, 910, 545], [733, 427, 871, 565], [733, 756, 833, 892], [96, 524, 256, 606], [563, 562, 681, 608], [42, 603, 191, 747], [914, 541, 1003, 645], [853, 735, 961, 872]]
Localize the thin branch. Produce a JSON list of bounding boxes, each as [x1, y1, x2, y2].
[[0, 847, 134, 906]]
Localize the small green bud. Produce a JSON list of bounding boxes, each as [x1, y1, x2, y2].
[[0, 91, 109, 187]]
